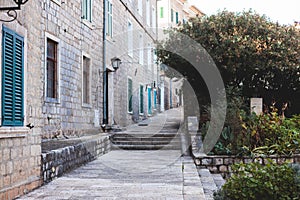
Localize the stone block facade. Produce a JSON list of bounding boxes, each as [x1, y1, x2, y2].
[[105, 0, 159, 127]]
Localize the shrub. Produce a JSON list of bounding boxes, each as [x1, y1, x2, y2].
[[214, 161, 300, 200]]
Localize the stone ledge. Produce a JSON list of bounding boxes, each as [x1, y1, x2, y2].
[[41, 134, 111, 183], [0, 127, 29, 139], [194, 154, 300, 178]]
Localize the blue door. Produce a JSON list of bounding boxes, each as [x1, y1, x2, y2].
[[147, 87, 152, 115]]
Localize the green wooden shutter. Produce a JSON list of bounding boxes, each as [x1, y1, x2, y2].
[[139, 85, 144, 114], [2, 26, 24, 126], [128, 78, 133, 112]]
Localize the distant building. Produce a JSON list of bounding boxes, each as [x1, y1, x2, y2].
[[157, 0, 204, 30], [157, 0, 204, 111]]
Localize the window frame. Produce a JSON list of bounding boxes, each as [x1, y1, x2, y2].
[[146, 0, 150, 26], [45, 33, 60, 103], [106, 0, 113, 37], [160, 7, 164, 18], [82, 54, 91, 106], [82, 0, 92, 22], [127, 20, 133, 57], [139, 33, 143, 65]]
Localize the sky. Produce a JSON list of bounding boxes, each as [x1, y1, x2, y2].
[[189, 0, 300, 25]]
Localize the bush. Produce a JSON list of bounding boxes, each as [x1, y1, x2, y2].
[[214, 161, 300, 200], [202, 100, 300, 156]]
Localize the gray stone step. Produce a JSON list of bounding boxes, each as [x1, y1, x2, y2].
[[212, 173, 226, 190], [111, 143, 181, 150], [198, 168, 220, 200], [112, 140, 181, 146]]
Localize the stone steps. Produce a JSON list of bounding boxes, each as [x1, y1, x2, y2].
[[110, 132, 181, 150], [197, 168, 226, 200]]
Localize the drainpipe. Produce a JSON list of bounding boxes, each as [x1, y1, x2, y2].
[[102, 0, 108, 125]]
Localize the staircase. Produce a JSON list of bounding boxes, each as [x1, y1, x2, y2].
[[197, 168, 226, 200], [110, 118, 182, 150]]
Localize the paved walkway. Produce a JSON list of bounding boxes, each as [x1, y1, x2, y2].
[[18, 108, 206, 200]]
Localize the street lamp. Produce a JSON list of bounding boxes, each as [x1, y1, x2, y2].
[[111, 57, 121, 71], [0, 0, 29, 22], [102, 57, 121, 129]]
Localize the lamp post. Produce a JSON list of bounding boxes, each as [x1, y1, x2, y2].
[[102, 57, 121, 128], [0, 0, 29, 22]]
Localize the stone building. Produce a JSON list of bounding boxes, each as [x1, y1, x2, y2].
[[157, 0, 204, 111], [0, 0, 158, 198], [104, 0, 159, 128]]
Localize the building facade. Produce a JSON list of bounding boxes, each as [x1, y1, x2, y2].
[[156, 0, 204, 112], [0, 0, 158, 198], [104, 0, 159, 128]]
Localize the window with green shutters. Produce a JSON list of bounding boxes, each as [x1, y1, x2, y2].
[[176, 12, 179, 24], [139, 84, 144, 114], [160, 7, 164, 18], [171, 9, 174, 22], [1, 26, 24, 126], [106, 0, 113, 37], [128, 78, 133, 113], [82, 0, 92, 22]]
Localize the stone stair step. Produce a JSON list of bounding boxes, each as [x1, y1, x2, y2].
[[212, 174, 226, 190], [111, 133, 179, 138], [112, 140, 181, 145], [112, 136, 179, 141], [111, 144, 181, 150], [198, 168, 219, 200]]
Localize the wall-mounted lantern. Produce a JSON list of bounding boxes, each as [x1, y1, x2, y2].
[[0, 0, 29, 22], [111, 57, 121, 71]]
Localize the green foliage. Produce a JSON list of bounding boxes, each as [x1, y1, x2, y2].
[[214, 161, 300, 200], [203, 101, 300, 156], [241, 107, 300, 156]]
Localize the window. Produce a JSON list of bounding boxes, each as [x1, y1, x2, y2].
[[128, 78, 133, 113], [82, 0, 92, 22], [46, 39, 58, 99], [106, 0, 113, 37], [82, 56, 90, 104], [160, 7, 164, 18], [146, 0, 150, 26], [176, 12, 179, 24], [147, 43, 152, 70], [171, 9, 174, 22], [152, 6, 156, 28], [2, 27, 24, 126], [139, 33, 143, 65], [128, 21, 133, 57], [139, 84, 144, 114], [138, 0, 143, 16]]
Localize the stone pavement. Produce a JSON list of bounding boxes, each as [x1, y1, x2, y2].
[[18, 108, 206, 199]]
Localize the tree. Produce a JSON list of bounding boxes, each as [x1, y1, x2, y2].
[[157, 10, 300, 114]]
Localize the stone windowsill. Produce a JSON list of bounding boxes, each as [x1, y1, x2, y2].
[[0, 127, 29, 139]]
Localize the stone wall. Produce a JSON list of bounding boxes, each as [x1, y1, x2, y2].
[[41, 134, 111, 183], [0, 129, 42, 200], [194, 154, 300, 178], [0, 5, 43, 199]]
